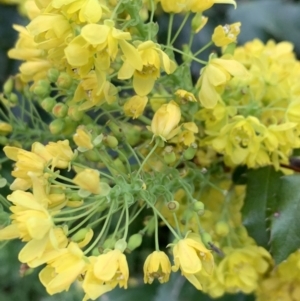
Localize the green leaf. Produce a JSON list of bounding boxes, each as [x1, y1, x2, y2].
[[270, 174, 300, 264], [242, 166, 283, 248]]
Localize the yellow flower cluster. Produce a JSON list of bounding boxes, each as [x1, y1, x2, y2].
[[1, 0, 300, 300]]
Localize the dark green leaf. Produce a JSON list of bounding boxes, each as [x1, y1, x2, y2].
[[270, 175, 300, 264], [242, 166, 283, 248]]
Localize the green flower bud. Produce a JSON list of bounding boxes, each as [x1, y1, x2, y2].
[[167, 200, 180, 211], [112, 157, 127, 174], [192, 201, 205, 216], [215, 221, 230, 237], [71, 228, 89, 242], [107, 121, 122, 138], [91, 247, 100, 256], [49, 118, 65, 135], [9, 93, 18, 105], [67, 191, 82, 202], [183, 146, 197, 160], [124, 125, 142, 146], [52, 103, 68, 118], [127, 233, 143, 251], [114, 238, 127, 252], [102, 237, 117, 250], [33, 80, 51, 98], [41, 97, 56, 112], [56, 72, 73, 89], [201, 232, 212, 246], [68, 105, 84, 121], [223, 42, 236, 56], [3, 77, 14, 95], [164, 147, 176, 164], [103, 135, 118, 149], [84, 149, 101, 162], [47, 68, 60, 83], [0, 136, 8, 145]]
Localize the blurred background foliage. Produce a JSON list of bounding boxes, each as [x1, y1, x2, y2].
[[1, 0, 300, 300]]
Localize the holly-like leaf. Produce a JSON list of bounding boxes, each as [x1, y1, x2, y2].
[[242, 166, 283, 248], [270, 174, 300, 264]]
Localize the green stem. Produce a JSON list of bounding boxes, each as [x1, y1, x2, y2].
[[136, 140, 160, 177], [154, 211, 160, 251], [193, 41, 213, 57], [170, 13, 191, 45], [163, 45, 207, 65], [148, 0, 155, 40], [167, 13, 174, 46], [122, 204, 129, 240], [112, 206, 125, 240], [83, 202, 114, 255]]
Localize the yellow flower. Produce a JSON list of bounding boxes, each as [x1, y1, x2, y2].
[[82, 257, 116, 300], [73, 168, 101, 195], [93, 249, 129, 289], [118, 40, 176, 96], [39, 242, 88, 295], [159, 0, 187, 13], [3, 145, 47, 190], [175, 89, 197, 103], [73, 127, 94, 151], [215, 246, 272, 294], [197, 55, 249, 108], [124, 95, 148, 119], [188, 0, 236, 12], [212, 22, 241, 47], [171, 233, 214, 290], [210, 115, 267, 167], [149, 101, 181, 141], [143, 251, 171, 284], [44, 140, 74, 169], [170, 122, 199, 146]]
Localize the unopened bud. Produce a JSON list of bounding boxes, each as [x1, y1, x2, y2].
[[103, 135, 118, 149], [167, 200, 180, 212], [102, 237, 117, 250], [112, 157, 127, 174], [68, 105, 84, 121], [114, 238, 127, 252], [41, 97, 56, 112], [71, 228, 90, 242], [84, 149, 101, 162], [52, 103, 68, 118], [183, 146, 197, 160], [192, 201, 205, 216], [47, 68, 60, 83], [61, 117, 77, 136], [49, 118, 65, 135], [0, 122, 12, 136], [107, 121, 122, 138], [201, 232, 212, 246], [191, 13, 208, 33], [56, 72, 73, 89], [33, 80, 51, 98], [3, 77, 14, 95], [9, 93, 18, 105], [215, 221, 230, 237], [164, 153, 177, 164], [127, 233, 143, 251]]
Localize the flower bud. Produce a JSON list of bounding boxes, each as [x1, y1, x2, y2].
[[163, 146, 176, 164], [68, 105, 84, 121], [107, 120, 122, 138], [192, 201, 205, 216], [124, 95, 148, 119], [52, 103, 68, 118], [103, 135, 118, 149], [150, 101, 181, 140], [49, 118, 65, 135], [191, 13, 208, 33], [124, 125, 142, 146], [167, 200, 180, 212], [84, 149, 101, 162], [0, 136, 8, 145], [114, 238, 127, 252], [56, 72, 73, 89], [73, 168, 101, 195], [73, 127, 93, 151], [41, 97, 56, 112], [3, 77, 14, 95], [183, 146, 197, 160], [0, 122, 12, 136], [112, 158, 127, 174], [33, 80, 51, 98], [61, 117, 77, 136], [47, 68, 60, 83], [127, 233, 143, 251], [9, 93, 18, 105], [215, 221, 230, 237], [201, 232, 212, 246], [102, 237, 117, 250], [71, 228, 90, 242]]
